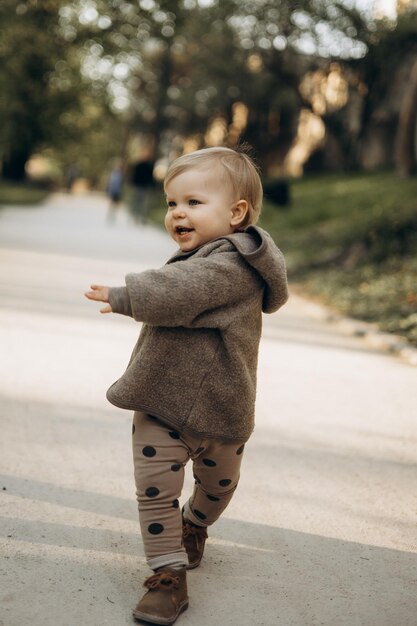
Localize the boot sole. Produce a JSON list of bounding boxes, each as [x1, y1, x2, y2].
[[186, 558, 202, 570], [133, 599, 189, 625]]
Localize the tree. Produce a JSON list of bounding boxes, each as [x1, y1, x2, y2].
[[0, 0, 378, 180], [77, 0, 371, 172], [395, 54, 417, 177], [0, 1, 74, 179], [354, 10, 417, 175]]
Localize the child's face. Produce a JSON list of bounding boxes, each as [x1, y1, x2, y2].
[[164, 167, 239, 252]]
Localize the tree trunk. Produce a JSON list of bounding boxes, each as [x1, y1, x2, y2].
[[1, 145, 30, 182], [395, 57, 417, 178]]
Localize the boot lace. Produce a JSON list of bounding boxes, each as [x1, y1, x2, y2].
[[144, 571, 180, 591], [183, 521, 207, 547]]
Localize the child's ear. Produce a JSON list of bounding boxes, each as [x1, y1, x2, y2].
[[230, 200, 248, 227]]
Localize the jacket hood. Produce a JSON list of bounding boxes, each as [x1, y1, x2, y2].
[[222, 226, 288, 313]]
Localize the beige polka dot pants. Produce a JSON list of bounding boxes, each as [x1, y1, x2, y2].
[[132, 411, 245, 571]]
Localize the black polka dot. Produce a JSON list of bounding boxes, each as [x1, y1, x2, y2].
[[142, 446, 156, 457], [145, 487, 160, 498], [219, 478, 232, 487], [169, 431, 180, 439], [193, 474, 201, 484], [202, 458, 217, 467], [194, 509, 207, 521], [148, 523, 164, 535], [236, 445, 245, 455], [171, 464, 181, 472], [206, 494, 220, 502], [172, 499, 179, 508], [132, 423, 136, 435], [196, 447, 204, 454]]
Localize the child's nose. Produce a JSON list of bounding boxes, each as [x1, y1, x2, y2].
[[172, 204, 186, 218]]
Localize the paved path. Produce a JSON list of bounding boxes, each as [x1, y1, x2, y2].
[[1, 194, 416, 626]]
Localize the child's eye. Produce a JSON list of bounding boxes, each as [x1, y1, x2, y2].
[[189, 198, 200, 206], [167, 201, 176, 208]]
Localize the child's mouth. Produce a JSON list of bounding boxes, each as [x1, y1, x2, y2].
[[175, 226, 194, 235]]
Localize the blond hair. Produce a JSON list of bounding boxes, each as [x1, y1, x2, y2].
[[164, 146, 262, 228]]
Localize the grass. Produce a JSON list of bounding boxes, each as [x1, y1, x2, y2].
[[0, 181, 50, 205], [259, 171, 417, 346]]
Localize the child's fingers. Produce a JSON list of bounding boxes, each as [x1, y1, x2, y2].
[[85, 285, 108, 300], [84, 290, 99, 300], [100, 305, 112, 314]]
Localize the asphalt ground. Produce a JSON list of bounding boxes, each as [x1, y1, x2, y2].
[[1, 193, 416, 626]]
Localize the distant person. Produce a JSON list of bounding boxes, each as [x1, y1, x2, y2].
[[130, 157, 155, 223], [106, 159, 124, 222], [65, 162, 79, 193], [85, 147, 288, 625]]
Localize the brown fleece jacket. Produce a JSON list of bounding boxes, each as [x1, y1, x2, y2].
[[107, 225, 288, 442]]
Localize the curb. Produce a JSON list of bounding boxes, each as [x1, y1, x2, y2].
[[291, 290, 417, 367], [329, 315, 417, 366]]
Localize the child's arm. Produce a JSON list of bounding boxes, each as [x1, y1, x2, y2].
[[84, 284, 112, 314], [121, 251, 261, 328]]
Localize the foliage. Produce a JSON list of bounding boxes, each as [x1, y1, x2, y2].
[[305, 259, 417, 344], [2, 1, 416, 180], [354, 10, 417, 176], [0, 0, 126, 182], [0, 1, 78, 179], [356, 9, 417, 116], [1, 0, 376, 181]]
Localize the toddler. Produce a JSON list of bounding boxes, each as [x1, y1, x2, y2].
[[85, 146, 288, 625]]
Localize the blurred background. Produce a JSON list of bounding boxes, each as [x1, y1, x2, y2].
[[1, 0, 417, 344]]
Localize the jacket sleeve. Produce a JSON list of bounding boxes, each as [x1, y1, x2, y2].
[[111, 250, 262, 329], [108, 287, 133, 317]]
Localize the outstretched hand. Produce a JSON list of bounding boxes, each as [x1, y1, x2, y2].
[[84, 284, 112, 314]]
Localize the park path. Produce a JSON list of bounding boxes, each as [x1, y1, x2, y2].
[[0, 193, 416, 626]]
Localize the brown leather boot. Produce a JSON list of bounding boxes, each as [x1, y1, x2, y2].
[[133, 567, 188, 625], [182, 518, 208, 569]]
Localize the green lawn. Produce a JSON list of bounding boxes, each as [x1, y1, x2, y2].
[[259, 172, 417, 345], [0, 181, 50, 205]]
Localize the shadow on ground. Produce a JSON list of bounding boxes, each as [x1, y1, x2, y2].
[[1, 499, 416, 626], [1, 394, 416, 625]]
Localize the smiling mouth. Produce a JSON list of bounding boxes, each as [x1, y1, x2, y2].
[[175, 226, 194, 234]]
